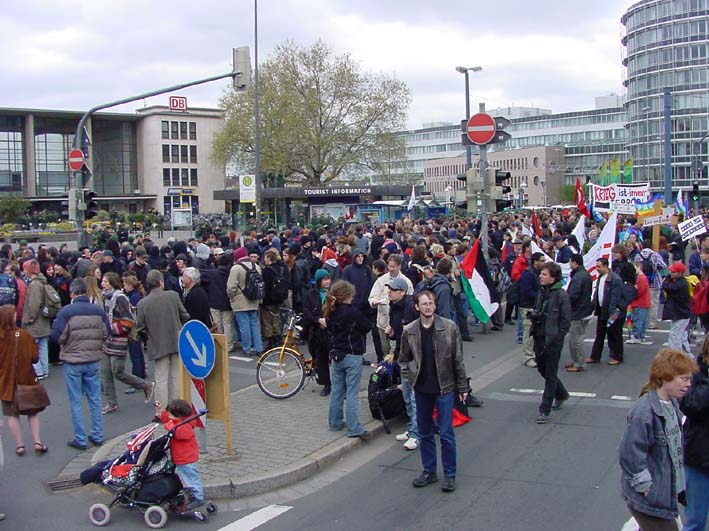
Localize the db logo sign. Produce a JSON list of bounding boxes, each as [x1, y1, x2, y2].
[[169, 96, 188, 111]]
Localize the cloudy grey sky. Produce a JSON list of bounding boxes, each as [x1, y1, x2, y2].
[[0, 0, 633, 128]]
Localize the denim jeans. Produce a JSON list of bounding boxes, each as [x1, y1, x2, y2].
[[516, 310, 524, 342], [63, 361, 103, 445], [668, 318, 690, 352], [684, 464, 709, 531], [631, 307, 649, 340], [401, 377, 418, 440], [328, 354, 365, 437], [32, 335, 49, 377], [415, 391, 456, 478], [175, 462, 204, 501], [234, 310, 263, 354]]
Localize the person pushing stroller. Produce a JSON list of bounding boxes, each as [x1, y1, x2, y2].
[[155, 399, 204, 510]]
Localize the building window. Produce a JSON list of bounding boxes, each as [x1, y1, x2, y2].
[[189, 122, 197, 140], [170, 121, 178, 139], [190, 168, 198, 186], [163, 168, 170, 186], [161, 121, 169, 139], [180, 145, 188, 163], [181, 168, 189, 186], [162, 145, 170, 163], [171, 145, 179, 162], [180, 122, 188, 140], [172, 168, 180, 186], [189, 145, 197, 163]]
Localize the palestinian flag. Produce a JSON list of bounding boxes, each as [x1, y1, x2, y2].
[[460, 239, 500, 324]]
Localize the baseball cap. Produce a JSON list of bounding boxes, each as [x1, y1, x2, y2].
[[386, 276, 409, 291], [668, 262, 685, 274], [214, 248, 225, 256]]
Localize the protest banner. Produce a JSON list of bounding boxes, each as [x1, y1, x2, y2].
[[678, 215, 707, 241], [590, 184, 650, 214]]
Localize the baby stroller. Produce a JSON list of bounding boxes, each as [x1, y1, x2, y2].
[[87, 411, 217, 528]]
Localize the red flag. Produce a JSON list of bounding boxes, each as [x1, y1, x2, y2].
[[575, 177, 590, 217], [530, 209, 542, 237]]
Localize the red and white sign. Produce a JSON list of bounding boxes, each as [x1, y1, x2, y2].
[[68, 149, 84, 171], [169, 96, 188, 111], [466, 113, 496, 145]]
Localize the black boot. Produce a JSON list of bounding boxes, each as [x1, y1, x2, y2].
[[320, 384, 331, 397]]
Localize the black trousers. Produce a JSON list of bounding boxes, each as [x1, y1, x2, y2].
[[454, 294, 471, 339], [504, 300, 517, 322], [533, 337, 569, 415], [589, 312, 625, 362], [308, 331, 330, 386]]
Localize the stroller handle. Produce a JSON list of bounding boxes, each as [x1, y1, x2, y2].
[[168, 409, 208, 433]]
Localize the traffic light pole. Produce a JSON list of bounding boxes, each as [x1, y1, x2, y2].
[[478, 103, 489, 261], [70, 69, 239, 247], [691, 132, 708, 213]]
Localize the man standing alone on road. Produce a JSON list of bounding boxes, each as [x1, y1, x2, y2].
[[587, 257, 625, 366], [51, 278, 111, 450], [400, 290, 469, 493]]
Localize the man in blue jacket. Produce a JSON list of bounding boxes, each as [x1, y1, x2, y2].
[[519, 252, 545, 368], [50, 279, 111, 450]]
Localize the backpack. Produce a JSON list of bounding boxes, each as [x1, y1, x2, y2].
[[506, 279, 521, 306], [239, 262, 265, 301], [39, 281, 62, 318], [496, 268, 512, 295], [266, 264, 289, 304], [0, 274, 17, 307], [367, 364, 405, 433], [691, 280, 709, 316], [640, 253, 655, 281]]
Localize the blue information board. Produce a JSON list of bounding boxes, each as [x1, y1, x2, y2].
[[178, 320, 216, 379]]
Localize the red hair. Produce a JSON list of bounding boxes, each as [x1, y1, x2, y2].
[[640, 349, 698, 396]]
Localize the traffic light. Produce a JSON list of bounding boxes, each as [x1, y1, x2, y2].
[[494, 170, 512, 195], [692, 181, 700, 202], [232, 46, 252, 91], [495, 199, 513, 211], [82, 189, 98, 220], [487, 168, 512, 212]]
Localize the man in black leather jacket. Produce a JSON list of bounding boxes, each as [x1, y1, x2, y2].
[[530, 262, 571, 424]]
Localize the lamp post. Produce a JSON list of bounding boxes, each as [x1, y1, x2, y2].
[[444, 185, 452, 215], [454, 65, 482, 171], [519, 182, 527, 208]]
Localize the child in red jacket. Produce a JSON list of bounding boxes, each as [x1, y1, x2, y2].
[[155, 399, 203, 508]]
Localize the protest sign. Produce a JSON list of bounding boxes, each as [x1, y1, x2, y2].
[[678, 215, 707, 241], [590, 184, 650, 214]]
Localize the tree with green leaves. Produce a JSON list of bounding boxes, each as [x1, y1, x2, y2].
[[212, 40, 412, 186], [0, 196, 30, 225]]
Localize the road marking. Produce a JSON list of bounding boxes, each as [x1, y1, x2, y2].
[[611, 395, 634, 401], [510, 389, 597, 398], [229, 356, 254, 362], [488, 392, 633, 409], [645, 329, 670, 334], [569, 391, 597, 398], [218, 505, 292, 531]]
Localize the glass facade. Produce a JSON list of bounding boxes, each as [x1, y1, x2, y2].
[[34, 116, 75, 196], [622, 0, 709, 190], [92, 120, 138, 196], [0, 116, 23, 193]]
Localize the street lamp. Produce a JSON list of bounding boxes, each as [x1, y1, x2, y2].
[[445, 185, 452, 214], [455, 66, 483, 171], [519, 182, 527, 208]]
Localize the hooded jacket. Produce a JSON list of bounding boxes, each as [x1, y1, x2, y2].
[[532, 280, 571, 346], [342, 253, 374, 309], [326, 303, 372, 356]]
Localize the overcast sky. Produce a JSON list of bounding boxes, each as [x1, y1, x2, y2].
[[0, 0, 633, 129]]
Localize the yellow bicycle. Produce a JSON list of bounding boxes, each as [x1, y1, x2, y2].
[[256, 310, 316, 399]]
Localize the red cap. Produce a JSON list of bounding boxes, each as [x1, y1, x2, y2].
[[668, 262, 685, 274]]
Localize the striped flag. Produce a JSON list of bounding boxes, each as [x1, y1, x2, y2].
[[460, 239, 500, 324]]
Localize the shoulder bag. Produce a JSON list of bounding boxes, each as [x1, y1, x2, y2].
[[13, 331, 51, 413]]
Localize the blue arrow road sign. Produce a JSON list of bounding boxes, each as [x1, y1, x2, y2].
[[178, 320, 216, 379]]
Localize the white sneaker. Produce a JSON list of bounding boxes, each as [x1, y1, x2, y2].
[[640, 340, 654, 345], [395, 431, 409, 442], [662, 342, 670, 347], [403, 437, 420, 450]]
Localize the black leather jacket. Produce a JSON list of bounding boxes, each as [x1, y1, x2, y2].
[[531, 281, 571, 347]]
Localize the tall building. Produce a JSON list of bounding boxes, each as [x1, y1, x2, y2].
[[622, 0, 709, 192]]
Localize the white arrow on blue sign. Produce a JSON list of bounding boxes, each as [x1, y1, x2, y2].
[[178, 320, 216, 380]]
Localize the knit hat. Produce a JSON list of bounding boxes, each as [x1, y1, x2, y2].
[[314, 269, 330, 285], [668, 262, 685, 274]]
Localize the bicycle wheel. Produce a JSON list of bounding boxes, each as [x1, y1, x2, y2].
[[256, 347, 306, 399]]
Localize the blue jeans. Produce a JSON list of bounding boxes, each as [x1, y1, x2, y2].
[[32, 336, 49, 377], [631, 307, 649, 340], [516, 311, 524, 342], [684, 465, 709, 531], [401, 377, 419, 439], [234, 310, 263, 354], [175, 462, 204, 501], [63, 361, 103, 445], [415, 391, 456, 478], [328, 354, 365, 437]]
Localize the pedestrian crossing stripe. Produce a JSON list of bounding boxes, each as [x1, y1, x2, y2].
[[229, 356, 254, 362], [217, 505, 292, 531], [510, 388, 597, 398]]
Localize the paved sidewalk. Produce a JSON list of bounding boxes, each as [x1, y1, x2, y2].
[[59, 375, 390, 499]]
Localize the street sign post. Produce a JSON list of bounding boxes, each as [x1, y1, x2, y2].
[[466, 113, 497, 145], [179, 320, 216, 379], [68, 149, 85, 171]]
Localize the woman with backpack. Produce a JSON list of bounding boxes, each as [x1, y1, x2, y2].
[[99, 272, 155, 414], [260, 248, 289, 350]]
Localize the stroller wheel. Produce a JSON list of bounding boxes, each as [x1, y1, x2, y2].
[[144, 505, 168, 529], [89, 503, 111, 527], [205, 502, 218, 514]]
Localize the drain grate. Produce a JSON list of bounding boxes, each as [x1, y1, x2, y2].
[[45, 476, 84, 493]]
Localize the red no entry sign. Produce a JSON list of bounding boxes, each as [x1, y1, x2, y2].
[[466, 113, 496, 145], [68, 149, 85, 171]]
